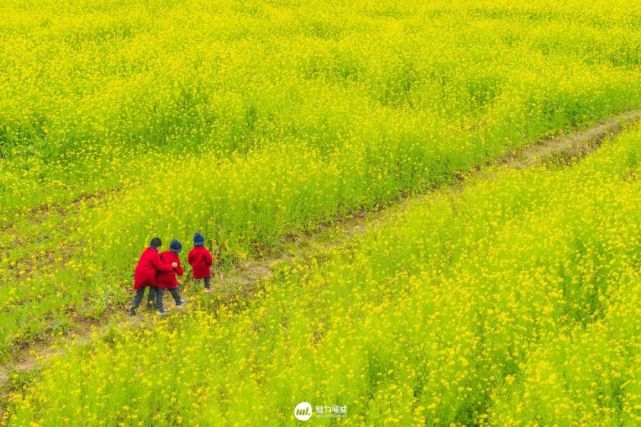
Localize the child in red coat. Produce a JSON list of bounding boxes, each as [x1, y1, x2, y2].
[[130, 237, 176, 316], [188, 232, 214, 292], [156, 239, 186, 312]]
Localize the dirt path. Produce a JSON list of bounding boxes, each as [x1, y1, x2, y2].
[[507, 110, 641, 168], [2, 109, 641, 413]]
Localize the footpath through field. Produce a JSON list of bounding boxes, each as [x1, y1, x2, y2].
[[2, 109, 641, 413]]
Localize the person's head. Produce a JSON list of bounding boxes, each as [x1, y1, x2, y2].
[[193, 232, 205, 247], [170, 239, 182, 254], [150, 237, 162, 249]]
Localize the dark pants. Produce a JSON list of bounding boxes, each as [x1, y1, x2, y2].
[[152, 287, 164, 310], [168, 287, 182, 304], [204, 277, 211, 289], [149, 287, 181, 311], [147, 287, 155, 307], [132, 286, 161, 310]]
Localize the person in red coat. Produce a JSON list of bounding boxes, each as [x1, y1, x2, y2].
[[129, 237, 176, 316], [188, 232, 214, 292], [156, 239, 186, 311]]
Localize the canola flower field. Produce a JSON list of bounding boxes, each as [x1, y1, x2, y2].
[[4, 0, 641, 360], [7, 113, 641, 425], [4, 0, 641, 425]]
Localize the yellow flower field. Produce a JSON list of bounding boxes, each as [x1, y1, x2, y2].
[[3, 0, 641, 424], [3, 0, 641, 359], [7, 109, 641, 426]]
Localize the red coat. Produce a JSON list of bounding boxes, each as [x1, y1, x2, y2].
[[133, 247, 173, 290], [156, 251, 183, 289], [188, 246, 213, 279]]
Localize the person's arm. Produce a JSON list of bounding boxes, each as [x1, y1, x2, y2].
[[205, 251, 213, 266], [176, 259, 184, 276], [152, 252, 174, 272]]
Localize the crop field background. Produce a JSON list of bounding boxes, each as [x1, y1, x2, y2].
[[8, 120, 641, 426], [3, 0, 641, 425]]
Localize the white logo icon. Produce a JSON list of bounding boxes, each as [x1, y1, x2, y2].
[[294, 401, 313, 421]]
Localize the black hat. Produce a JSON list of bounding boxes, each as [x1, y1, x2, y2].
[[170, 239, 183, 253]]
